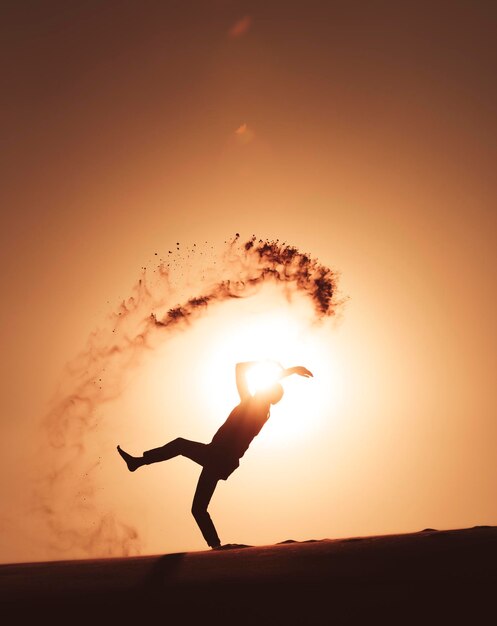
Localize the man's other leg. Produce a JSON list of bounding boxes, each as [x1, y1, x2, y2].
[[191, 469, 221, 548]]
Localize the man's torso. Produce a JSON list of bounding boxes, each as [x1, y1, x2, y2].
[[210, 397, 270, 461]]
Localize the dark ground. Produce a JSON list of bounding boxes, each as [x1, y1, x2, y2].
[[1, 526, 495, 624]]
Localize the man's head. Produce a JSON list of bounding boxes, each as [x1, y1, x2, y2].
[[257, 382, 284, 405]]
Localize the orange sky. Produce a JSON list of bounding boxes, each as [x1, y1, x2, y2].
[[0, 1, 496, 563]]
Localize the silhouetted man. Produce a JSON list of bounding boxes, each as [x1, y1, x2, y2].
[[117, 361, 313, 549]]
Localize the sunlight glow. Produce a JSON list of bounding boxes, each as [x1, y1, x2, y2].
[[246, 361, 283, 394], [195, 292, 342, 447]]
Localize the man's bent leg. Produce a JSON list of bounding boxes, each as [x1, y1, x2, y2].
[[143, 438, 208, 466], [117, 438, 208, 472], [191, 469, 221, 548]]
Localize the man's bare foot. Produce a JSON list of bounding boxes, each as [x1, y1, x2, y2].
[[117, 445, 141, 472]]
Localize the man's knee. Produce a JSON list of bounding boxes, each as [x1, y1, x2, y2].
[[170, 437, 187, 453], [191, 501, 207, 520], [156, 437, 185, 453]]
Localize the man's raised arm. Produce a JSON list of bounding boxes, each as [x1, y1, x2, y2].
[[235, 361, 257, 401], [235, 361, 314, 401]]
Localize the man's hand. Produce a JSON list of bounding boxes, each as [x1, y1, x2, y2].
[[292, 366, 313, 378], [282, 365, 313, 378]]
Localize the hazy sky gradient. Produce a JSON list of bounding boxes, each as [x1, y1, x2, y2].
[[0, 1, 495, 563]]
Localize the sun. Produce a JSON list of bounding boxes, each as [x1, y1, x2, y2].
[[245, 361, 283, 395], [196, 296, 341, 446]]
